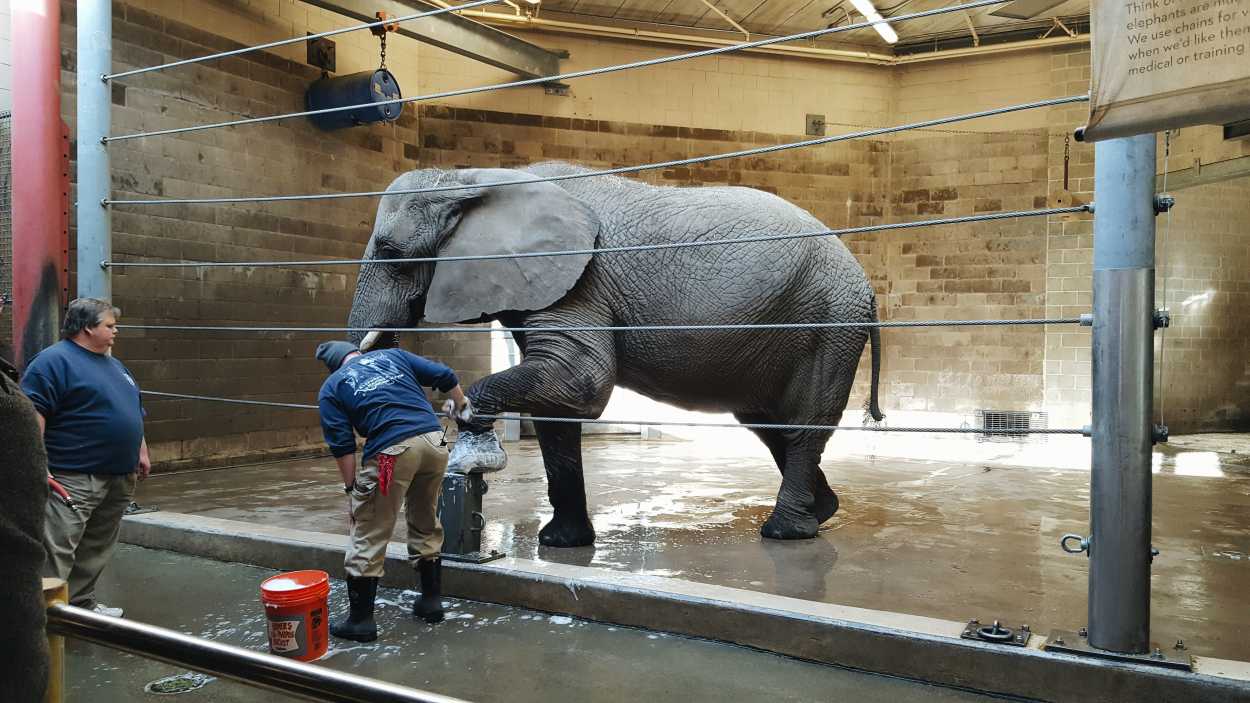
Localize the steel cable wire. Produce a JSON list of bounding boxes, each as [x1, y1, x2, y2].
[[104, 0, 1013, 144], [138, 391, 1089, 435], [106, 95, 1087, 206], [104, 205, 1089, 269], [119, 317, 1086, 335]]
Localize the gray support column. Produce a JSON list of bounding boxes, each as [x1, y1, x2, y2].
[[1088, 134, 1157, 654], [77, 1, 112, 301]]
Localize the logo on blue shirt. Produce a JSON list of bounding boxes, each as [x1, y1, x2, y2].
[[341, 355, 406, 396]]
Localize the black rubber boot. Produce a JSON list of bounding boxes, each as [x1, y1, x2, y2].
[[330, 576, 378, 642], [413, 558, 444, 624]]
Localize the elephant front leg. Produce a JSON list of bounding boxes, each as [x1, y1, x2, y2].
[[533, 420, 595, 547], [453, 327, 615, 546]]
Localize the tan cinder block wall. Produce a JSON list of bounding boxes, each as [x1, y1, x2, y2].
[[56, 1, 1250, 466], [1155, 175, 1250, 430], [1043, 45, 1095, 428], [59, 0, 423, 467], [894, 50, 1055, 133], [417, 31, 893, 135], [866, 129, 1049, 416], [62, 1, 894, 468]]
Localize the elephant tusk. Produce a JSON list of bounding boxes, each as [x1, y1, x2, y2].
[[360, 329, 382, 352]]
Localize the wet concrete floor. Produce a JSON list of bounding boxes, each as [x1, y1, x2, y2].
[[134, 430, 1250, 660], [72, 544, 1008, 702]]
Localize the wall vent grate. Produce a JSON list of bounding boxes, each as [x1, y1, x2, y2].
[[975, 410, 1047, 443]]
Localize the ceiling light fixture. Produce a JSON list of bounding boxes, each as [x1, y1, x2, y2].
[[848, 0, 898, 44]]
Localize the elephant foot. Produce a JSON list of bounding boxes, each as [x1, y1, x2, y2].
[[448, 430, 508, 474], [814, 488, 840, 524], [760, 511, 820, 541], [539, 515, 596, 547]]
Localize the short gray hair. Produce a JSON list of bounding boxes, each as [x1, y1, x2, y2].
[[61, 298, 121, 339]]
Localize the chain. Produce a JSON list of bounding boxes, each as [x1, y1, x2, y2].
[[1157, 129, 1175, 428], [1063, 133, 1071, 190], [372, 11, 394, 70]]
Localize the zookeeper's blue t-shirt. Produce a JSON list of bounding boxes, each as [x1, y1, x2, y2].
[[21, 340, 145, 475], [317, 348, 458, 463]]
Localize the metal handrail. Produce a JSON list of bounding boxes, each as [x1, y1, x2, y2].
[[46, 603, 471, 703]]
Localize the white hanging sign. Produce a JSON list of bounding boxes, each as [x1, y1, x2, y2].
[[1081, 0, 1250, 141]]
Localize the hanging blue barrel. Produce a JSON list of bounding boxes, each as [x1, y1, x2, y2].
[[305, 69, 402, 130]]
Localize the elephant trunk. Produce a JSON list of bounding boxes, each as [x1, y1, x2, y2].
[[347, 256, 430, 350]]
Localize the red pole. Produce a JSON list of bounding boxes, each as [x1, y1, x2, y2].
[[12, 0, 70, 370]]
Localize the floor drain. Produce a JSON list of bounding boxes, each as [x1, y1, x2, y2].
[[144, 672, 212, 695]]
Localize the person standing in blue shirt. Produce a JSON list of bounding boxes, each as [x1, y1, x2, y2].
[[21, 298, 150, 618], [315, 340, 470, 642]]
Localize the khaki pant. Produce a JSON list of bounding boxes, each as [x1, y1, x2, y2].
[[43, 470, 137, 608], [346, 431, 448, 578]]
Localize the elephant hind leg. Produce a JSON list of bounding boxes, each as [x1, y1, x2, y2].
[[736, 412, 787, 473], [735, 410, 835, 530], [810, 466, 839, 524], [759, 429, 838, 541]]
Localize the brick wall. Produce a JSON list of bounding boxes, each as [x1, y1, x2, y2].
[[59, 1, 894, 469], [52, 1, 1250, 467], [0, 113, 10, 362], [2, 0, 13, 358], [1043, 45, 1095, 427], [1153, 176, 1250, 430], [417, 31, 893, 136], [869, 129, 1050, 417], [61, 1, 424, 467], [0, 0, 10, 112]]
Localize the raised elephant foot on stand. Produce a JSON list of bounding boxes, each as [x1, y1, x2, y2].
[[447, 430, 508, 474]]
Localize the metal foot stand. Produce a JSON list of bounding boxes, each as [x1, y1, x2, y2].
[[1045, 628, 1192, 671], [437, 470, 505, 564]]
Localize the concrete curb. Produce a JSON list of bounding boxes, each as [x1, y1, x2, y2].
[[121, 512, 1250, 703]]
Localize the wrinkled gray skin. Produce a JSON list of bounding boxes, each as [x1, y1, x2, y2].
[[348, 162, 882, 547]]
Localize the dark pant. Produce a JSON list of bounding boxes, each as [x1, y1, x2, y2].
[[43, 470, 137, 608]]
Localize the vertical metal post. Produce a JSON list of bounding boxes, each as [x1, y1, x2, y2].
[[1089, 134, 1157, 654], [77, 1, 112, 301], [43, 578, 67, 703]]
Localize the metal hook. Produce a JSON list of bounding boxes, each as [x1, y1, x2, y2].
[[1060, 533, 1090, 555]]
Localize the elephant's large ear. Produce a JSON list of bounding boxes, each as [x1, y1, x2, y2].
[[424, 169, 599, 323]]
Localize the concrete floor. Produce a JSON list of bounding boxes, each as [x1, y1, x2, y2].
[[133, 429, 1250, 661], [71, 545, 1008, 702]]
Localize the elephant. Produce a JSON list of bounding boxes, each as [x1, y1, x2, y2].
[[347, 161, 883, 547]]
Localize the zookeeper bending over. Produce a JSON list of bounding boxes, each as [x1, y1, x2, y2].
[[314, 340, 470, 642]]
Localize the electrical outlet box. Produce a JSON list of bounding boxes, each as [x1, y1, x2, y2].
[[806, 114, 826, 136]]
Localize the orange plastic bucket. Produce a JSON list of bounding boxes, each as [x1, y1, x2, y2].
[[259, 570, 330, 661]]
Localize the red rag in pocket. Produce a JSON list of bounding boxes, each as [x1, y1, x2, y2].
[[377, 453, 397, 497]]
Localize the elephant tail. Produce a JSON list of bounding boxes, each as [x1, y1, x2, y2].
[[865, 308, 884, 423]]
